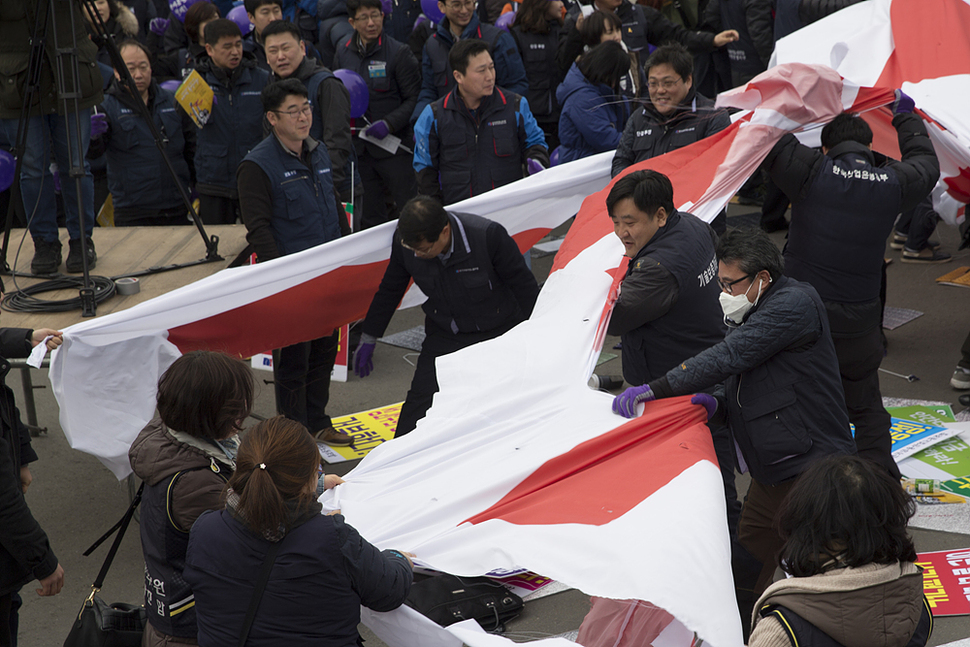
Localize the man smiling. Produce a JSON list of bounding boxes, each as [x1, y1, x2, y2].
[[236, 79, 352, 447]]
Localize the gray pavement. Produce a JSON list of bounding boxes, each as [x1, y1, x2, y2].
[[13, 207, 970, 646]]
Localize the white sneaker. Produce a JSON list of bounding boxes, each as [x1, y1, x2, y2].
[[952, 367, 970, 390]]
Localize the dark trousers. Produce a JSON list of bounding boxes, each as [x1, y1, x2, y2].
[[273, 331, 339, 432], [0, 591, 21, 647], [396, 322, 514, 437], [760, 178, 789, 229], [895, 196, 939, 251], [832, 328, 900, 479], [737, 477, 796, 596], [114, 206, 189, 227], [198, 193, 240, 225], [960, 330, 970, 369], [710, 421, 742, 539], [358, 150, 417, 231]]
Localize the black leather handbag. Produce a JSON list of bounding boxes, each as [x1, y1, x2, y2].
[[63, 484, 146, 647], [404, 573, 524, 632]]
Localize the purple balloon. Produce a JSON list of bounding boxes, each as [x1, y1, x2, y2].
[[381, 0, 392, 14], [0, 150, 15, 193], [334, 69, 370, 119], [550, 146, 560, 166], [420, 0, 445, 24], [495, 11, 515, 32], [159, 79, 182, 93], [168, 0, 203, 22], [227, 4, 253, 35]]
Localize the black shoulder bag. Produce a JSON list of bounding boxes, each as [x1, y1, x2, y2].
[[63, 483, 147, 647]]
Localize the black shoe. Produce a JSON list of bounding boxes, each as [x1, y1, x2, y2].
[[31, 239, 62, 275], [761, 219, 789, 233], [900, 247, 951, 263], [66, 238, 97, 273]]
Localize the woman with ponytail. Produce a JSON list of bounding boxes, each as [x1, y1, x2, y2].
[[184, 416, 413, 647]]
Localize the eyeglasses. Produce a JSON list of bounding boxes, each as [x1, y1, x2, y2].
[[444, 0, 476, 9], [401, 239, 436, 255], [273, 105, 312, 118], [353, 11, 383, 22], [647, 78, 682, 91], [717, 274, 752, 295]]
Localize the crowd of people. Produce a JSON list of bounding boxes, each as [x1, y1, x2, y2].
[[0, 0, 967, 645]]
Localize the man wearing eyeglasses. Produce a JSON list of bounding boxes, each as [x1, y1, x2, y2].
[[613, 226, 854, 603], [612, 44, 730, 230], [88, 40, 196, 227], [236, 78, 354, 448], [411, 0, 529, 122], [333, 0, 421, 230]]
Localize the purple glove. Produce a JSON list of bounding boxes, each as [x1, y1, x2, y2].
[[364, 120, 390, 140], [526, 158, 546, 176], [690, 393, 718, 421], [354, 342, 375, 378], [612, 384, 655, 418], [149, 17, 169, 36], [90, 113, 108, 139], [892, 89, 915, 114]]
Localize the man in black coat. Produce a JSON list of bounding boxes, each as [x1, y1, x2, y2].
[[353, 196, 539, 437], [0, 327, 66, 645], [763, 96, 940, 479], [613, 227, 856, 597]]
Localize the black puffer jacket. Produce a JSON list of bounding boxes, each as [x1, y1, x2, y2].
[[611, 87, 730, 177], [649, 276, 856, 484], [798, 0, 867, 25], [0, 328, 58, 597]]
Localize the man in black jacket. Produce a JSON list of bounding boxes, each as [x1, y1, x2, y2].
[[611, 44, 730, 232], [352, 196, 540, 437], [0, 327, 66, 645], [605, 170, 740, 535], [613, 227, 856, 596], [334, 0, 421, 230], [763, 97, 940, 479]]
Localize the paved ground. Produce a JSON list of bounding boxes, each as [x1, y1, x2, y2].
[[13, 206, 970, 646]]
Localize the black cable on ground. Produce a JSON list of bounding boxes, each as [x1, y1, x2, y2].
[[1, 275, 116, 313]]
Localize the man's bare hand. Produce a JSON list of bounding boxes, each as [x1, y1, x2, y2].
[[36, 564, 65, 596], [20, 465, 31, 493], [31, 329, 64, 351], [713, 29, 739, 47]]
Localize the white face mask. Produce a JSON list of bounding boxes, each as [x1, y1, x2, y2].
[[719, 277, 764, 326]]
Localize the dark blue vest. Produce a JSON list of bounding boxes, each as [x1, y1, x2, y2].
[[621, 211, 726, 386], [195, 62, 271, 191], [720, 0, 765, 78], [431, 89, 525, 205], [140, 464, 229, 638], [101, 87, 190, 210], [758, 598, 932, 647], [303, 69, 362, 195], [243, 135, 343, 257], [333, 35, 407, 124], [511, 25, 561, 120], [784, 142, 901, 304]]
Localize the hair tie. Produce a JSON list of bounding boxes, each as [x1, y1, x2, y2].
[[259, 463, 267, 470]]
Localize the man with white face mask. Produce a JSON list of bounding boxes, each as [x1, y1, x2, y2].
[[613, 227, 855, 601]]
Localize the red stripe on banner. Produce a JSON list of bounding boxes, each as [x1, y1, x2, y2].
[[550, 124, 742, 273], [862, 107, 903, 160], [463, 397, 714, 526], [876, 0, 970, 89], [169, 261, 390, 357], [168, 226, 554, 359]]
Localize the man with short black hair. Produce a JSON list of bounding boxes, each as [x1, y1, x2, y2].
[[605, 170, 739, 539], [353, 195, 540, 436], [764, 99, 940, 479], [243, 0, 283, 68], [613, 227, 856, 598], [411, 0, 529, 121], [195, 18, 272, 224], [334, 0, 421, 229], [237, 78, 352, 447], [90, 40, 196, 226], [413, 39, 548, 205], [263, 20, 359, 206]]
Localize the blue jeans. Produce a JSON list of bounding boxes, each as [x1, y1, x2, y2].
[[0, 110, 95, 243]]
